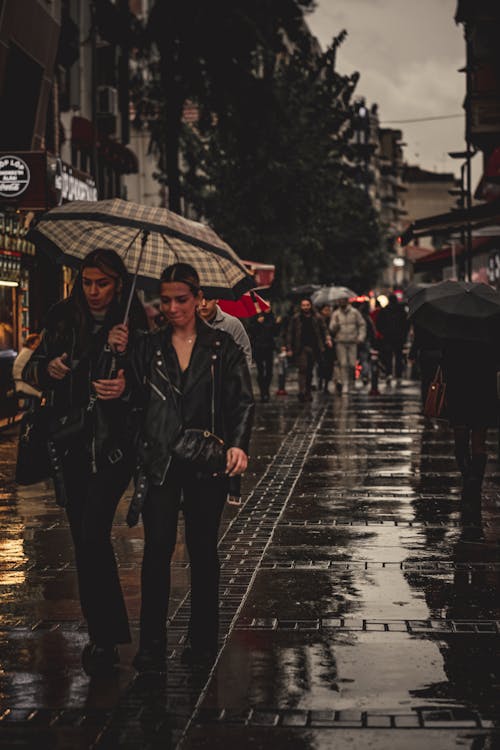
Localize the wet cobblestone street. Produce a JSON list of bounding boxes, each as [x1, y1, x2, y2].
[[0, 379, 498, 749]]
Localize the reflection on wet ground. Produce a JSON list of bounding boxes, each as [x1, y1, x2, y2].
[[0, 380, 498, 748]]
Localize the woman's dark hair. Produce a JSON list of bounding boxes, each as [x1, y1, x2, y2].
[[70, 248, 148, 345], [160, 263, 200, 295]]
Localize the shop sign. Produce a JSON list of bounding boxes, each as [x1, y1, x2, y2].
[[487, 249, 500, 283], [0, 156, 30, 198], [0, 152, 97, 210], [52, 159, 98, 205]]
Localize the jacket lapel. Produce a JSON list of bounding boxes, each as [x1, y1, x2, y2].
[[182, 319, 218, 397], [150, 329, 182, 394]]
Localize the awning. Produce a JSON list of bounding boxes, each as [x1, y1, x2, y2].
[[400, 197, 500, 245], [413, 234, 500, 271], [71, 116, 138, 174]]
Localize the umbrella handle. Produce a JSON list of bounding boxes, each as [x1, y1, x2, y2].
[[123, 229, 149, 324]]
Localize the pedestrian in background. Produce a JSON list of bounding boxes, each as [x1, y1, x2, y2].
[[357, 302, 377, 386], [127, 263, 254, 671], [316, 304, 334, 393], [22, 248, 148, 676], [441, 339, 498, 502], [198, 295, 252, 369], [376, 293, 409, 385], [329, 297, 366, 394], [287, 297, 326, 401], [12, 333, 42, 404], [249, 307, 278, 402]]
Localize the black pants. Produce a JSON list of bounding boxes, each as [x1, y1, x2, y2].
[[255, 348, 274, 398], [381, 344, 404, 379], [297, 347, 316, 396], [63, 448, 132, 646], [140, 464, 227, 651]]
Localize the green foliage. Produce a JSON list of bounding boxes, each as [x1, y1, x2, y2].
[[140, 1, 386, 293], [181, 39, 385, 294]]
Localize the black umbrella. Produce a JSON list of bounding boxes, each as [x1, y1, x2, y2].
[[408, 280, 500, 343]]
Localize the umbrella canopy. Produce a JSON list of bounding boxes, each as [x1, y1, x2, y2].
[[311, 286, 357, 307], [403, 282, 432, 301], [218, 291, 270, 318], [288, 284, 321, 299], [28, 199, 254, 300], [408, 280, 500, 343]]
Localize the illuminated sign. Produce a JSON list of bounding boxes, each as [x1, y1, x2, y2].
[[0, 156, 30, 198]]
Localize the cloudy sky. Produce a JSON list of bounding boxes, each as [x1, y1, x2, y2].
[[307, 0, 477, 181]]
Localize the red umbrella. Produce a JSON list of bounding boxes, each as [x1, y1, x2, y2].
[[218, 291, 270, 318]]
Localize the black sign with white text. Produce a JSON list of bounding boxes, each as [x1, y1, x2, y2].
[[0, 156, 31, 198]]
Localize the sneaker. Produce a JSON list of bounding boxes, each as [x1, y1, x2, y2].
[[276, 389, 288, 396], [81, 643, 119, 676], [132, 641, 167, 673]]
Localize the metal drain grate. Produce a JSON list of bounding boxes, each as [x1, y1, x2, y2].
[[234, 617, 500, 634], [193, 706, 496, 730]]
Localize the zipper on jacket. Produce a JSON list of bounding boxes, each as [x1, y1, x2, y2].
[[160, 455, 172, 485], [147, 378, 167, 401]]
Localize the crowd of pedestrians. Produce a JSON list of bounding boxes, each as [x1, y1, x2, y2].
[[13, 265, 498, 681]]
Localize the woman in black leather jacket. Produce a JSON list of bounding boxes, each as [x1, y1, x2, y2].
[[23, 249, 147, 676], [121, 262, 254, 672]]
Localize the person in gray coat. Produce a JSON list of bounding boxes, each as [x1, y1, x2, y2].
[[198, 297, 252, 370]]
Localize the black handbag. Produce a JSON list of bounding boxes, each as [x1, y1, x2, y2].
[[172, 427, 226, 476], [15, 400, 51, 485], [48, 404, 89, 445]]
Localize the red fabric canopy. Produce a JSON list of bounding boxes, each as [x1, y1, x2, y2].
[[218, 291, 270, 318]]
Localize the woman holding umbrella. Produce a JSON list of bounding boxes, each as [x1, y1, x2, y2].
[[409, 281, 500, 501], [124, 263, 254, 671], [22, 249, 148, 675]]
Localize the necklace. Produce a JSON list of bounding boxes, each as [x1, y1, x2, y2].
[[174, 333, 196, 345]]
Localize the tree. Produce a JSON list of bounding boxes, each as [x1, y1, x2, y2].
[[181, 35, 385, 293], [145, 0, 316, 212]]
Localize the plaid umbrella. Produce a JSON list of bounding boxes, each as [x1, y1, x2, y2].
[[28, 199, 254, 300]]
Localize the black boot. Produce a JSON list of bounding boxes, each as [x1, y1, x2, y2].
[[133, 640, 167, 673], [81, 642, 119, 676], [463, 453, 487, 502], [455, 449, 471, 479]]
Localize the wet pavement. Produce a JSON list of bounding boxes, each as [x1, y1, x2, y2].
[[0, 377, 498, 749]]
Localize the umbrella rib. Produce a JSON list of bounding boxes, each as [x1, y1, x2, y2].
[[123, 228, 143, 259], [161, 233, 180, 263]]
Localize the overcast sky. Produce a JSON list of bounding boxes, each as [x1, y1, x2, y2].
[[307, 0, 476, 180]]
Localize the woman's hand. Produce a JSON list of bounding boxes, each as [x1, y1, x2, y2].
[[226, 447, 248, 477], [47, 353, 71, 380], [108, 323, 129, 353], [92, 369, 126, 400]]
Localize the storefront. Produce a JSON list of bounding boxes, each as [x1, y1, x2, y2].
[[0, 151, 97, 350]]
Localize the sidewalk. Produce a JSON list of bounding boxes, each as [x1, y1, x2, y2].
[[0, 379, 498, 749]]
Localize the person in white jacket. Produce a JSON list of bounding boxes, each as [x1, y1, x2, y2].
[[329, 298, 366, 394]]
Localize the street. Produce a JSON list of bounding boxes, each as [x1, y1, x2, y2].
[[0, 376, 498, 749]]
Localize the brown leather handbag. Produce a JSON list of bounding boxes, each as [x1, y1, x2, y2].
[[424, 366, 446, 418]]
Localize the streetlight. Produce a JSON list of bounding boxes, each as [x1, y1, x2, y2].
[[448, 149, 476, 281]]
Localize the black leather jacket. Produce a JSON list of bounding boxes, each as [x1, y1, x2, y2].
[[23, 299, 142, 471], [129, 317, 254, 486]]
